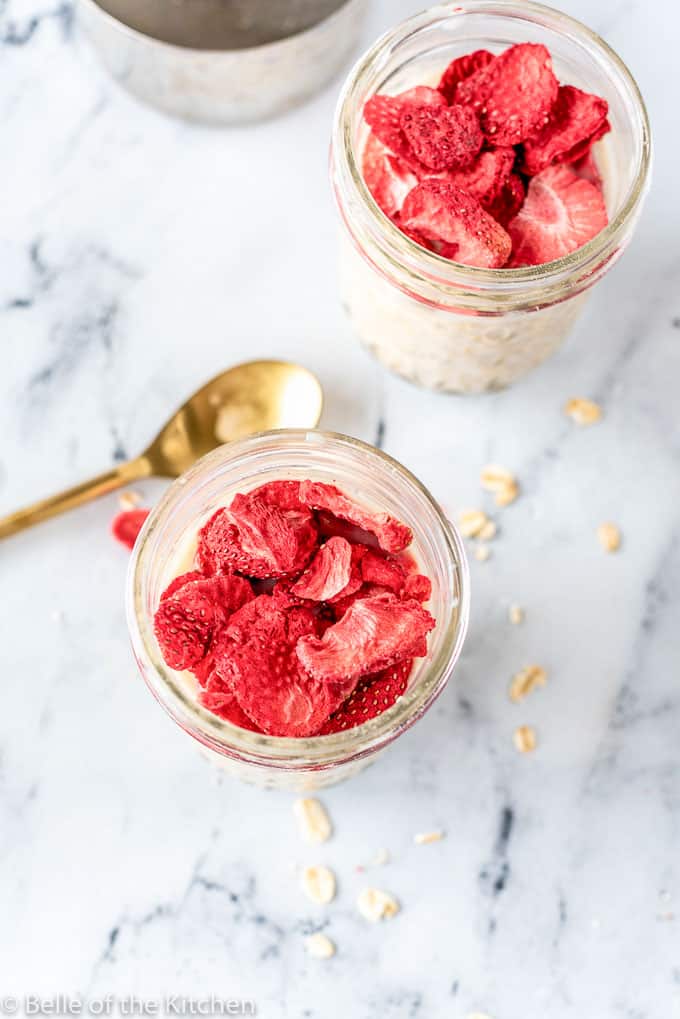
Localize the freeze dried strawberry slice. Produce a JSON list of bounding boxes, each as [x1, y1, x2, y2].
[[200, 673, 263, 732], [571, 150, 603, 190], [402, 573, 432, 602], [154, 586, 217, 670], [111, 508, 150, 550], [522, 85, 609, 175], [507, 163, 608, 267], [246, 480, 306, 512], [197, 494, 317, 579], [160, 570, 205, 601], [400, 103, 483, 171], [400, 180, 511, 269], [360, 547, 407, 593], [214, 596, 342, 737], [299, 481, 412, 554], [444, 146, 516, 210], [319, 659, 414, 734], [362, 134, 418, 218], [291, 537, 353, 601], [296, 592, 435, 684], [485, 172, 526, 227], [438, 49, 495, 104], [456, 43, 558, 146], [154, 574, 254, 671], [363, 86, 447, 164]]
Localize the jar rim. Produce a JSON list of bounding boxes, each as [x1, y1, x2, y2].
[[126, 429, 470, 770], [331, 0, 652, 306]]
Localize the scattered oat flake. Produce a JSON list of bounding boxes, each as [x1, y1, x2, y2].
[[458, 509, 489, 538], [565, 397, 602, 425], [508, 604, 524, 625], [414, 830, 445, 845], [301, 865, 336, 905], [597, 522, 621, 553], [474, 544, 491, 562], [481, 465, 519, 506], [293, 798, 332, 844], [357, 887, 400, 922], [305, 933, 336, 959], [371, 848, 390, 866], [514, 724, 537, 753], [509, 665, 547, 703], [478, 519, 497, 541]]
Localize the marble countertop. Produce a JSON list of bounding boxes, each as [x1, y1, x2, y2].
[[1, 1, 678, 1016]]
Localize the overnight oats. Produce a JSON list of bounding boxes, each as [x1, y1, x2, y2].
[[126, 431, 469, 790], [331, 1, 651, 392]]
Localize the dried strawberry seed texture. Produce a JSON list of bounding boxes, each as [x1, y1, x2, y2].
[[152, 480, 436, 737], [360, 40, 610, 268]]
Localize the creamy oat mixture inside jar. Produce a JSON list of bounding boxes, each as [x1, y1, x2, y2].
[[331, 1, 651, 393]]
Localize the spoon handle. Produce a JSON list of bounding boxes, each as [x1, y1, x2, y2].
[[0, 456, 153, 539]]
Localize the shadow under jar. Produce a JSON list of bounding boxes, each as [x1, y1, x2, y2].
[[331, 0, 651, 394], [126, 431, 469, 791]]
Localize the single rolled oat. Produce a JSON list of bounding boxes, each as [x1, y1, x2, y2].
[[294, 798, 332, 843], [508, 604, 524, 625], [509, 665, 547, 703], [414, 830, 445, 845], [565, 397, 602, 425], [301, 865, 336, 905], [357, 887, 400, 922], [458, 509, 489, 538], [597, 522, 621, 553], [305, 933, 336, 959], [481, 465, 519, 506], [514, 725, 537, 753]]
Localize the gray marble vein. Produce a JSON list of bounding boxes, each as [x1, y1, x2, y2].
[[1, 0, 679, 1016]]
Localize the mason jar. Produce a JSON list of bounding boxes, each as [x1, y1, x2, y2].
[[331, 0, 651, 393], [126, 430, 469, 791]]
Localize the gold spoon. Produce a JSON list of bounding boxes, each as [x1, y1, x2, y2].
[[0, 360, 323, 539]]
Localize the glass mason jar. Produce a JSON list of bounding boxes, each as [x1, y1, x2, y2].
[[126, 430, 469, 791], [330, 0, 652, 393]]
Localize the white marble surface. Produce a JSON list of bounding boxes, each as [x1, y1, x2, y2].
[[1, 1, 678, 1016]]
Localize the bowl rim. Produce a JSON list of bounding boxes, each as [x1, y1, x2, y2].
[[78, 0, 363, 55]]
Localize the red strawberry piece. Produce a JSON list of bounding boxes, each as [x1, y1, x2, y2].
[[400, 180, 511, 269], [363, 86, 447, 165], [402, 573, 432, 602], [570, 150, 603, 190], [296, 591, 435, 684], [200, 672, 263, 731], [437, 49, 495, 104], [213, 596, 344, 737], [154, 586, 217, 671], [331, 582, 393, 620], [360, 547, 407, 593], [291, 536, 354, 601], [154, 574, 254, 672], [196, 493, 317, 579], [362, 134, 419, 218], [485, 172, 526, 227], [445, 147, 516, 211], [400, 103, 483, 172], [521, 85, 609, 176], [160, 570, 205, 601], [298, 481, 412, 554], [319, 659, 414, 734], [111, 508, 150, 550], [456, 43, 559, 147], [507, 163, 608, 267], [246, 480, 306, 512]]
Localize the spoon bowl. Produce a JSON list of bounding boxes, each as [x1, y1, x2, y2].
[[0, 360, 323, 538], [146, 360, 324, 476]]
